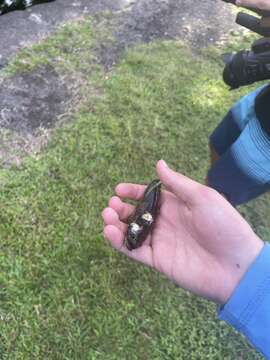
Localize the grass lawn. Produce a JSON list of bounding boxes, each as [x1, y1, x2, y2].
[[0, 18, 269, 359]]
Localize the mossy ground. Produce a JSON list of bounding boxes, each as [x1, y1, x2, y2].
[[0, 18, 268, 359]]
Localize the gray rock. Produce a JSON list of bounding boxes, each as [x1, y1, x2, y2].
[[0, 0, 126, 68]]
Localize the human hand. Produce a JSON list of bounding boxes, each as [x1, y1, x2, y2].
[[236, 0, 270, 10], [102, 160, 264, 304]]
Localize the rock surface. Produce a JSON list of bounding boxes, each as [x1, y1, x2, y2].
[[0, 0, 240, 68], [0, 0, 129, 68]]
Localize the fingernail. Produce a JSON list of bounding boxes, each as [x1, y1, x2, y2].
[[160, 159, 168, 168]]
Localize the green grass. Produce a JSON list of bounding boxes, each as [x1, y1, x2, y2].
[[0, 17, 269, 359]]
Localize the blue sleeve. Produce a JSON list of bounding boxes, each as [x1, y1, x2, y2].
[[218, 243, 270, 358]]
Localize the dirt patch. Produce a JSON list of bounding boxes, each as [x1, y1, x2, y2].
[[0, 65, 69, 133], [0, 128, 50, 167], [0, 65, 71, 167]]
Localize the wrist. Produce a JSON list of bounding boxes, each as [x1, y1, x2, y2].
[[220, 236, 264, 305]]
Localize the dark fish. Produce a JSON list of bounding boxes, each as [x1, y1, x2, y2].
[[125, 179, 161, 251]]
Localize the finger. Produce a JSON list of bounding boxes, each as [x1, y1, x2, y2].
[[236, 0, 268, 10], [108, 196, 135, 221], [109, 196, 152, 246], [156, 160, 202, 204], [103, 225, 153, 267], [115, 183, 146, 201], [123, 244, 154, 268], [235, 0, 249, 6], [104, 225, 125, 250], [102, 207, 127, 233]]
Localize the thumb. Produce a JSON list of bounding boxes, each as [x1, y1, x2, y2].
[[156, 160, 202, 204]]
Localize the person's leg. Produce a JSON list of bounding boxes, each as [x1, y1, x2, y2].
[[208, 112, 270, 206], [209, 143, 220, 167], [207, 109, 242, 186], [206, 144, 220, 186], [207, 86, 268, 187]]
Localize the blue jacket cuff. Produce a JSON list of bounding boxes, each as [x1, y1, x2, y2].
[[218, 243, 270, 357]]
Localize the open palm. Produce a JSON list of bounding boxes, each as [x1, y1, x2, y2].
[[103, 161, 263, 304]]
